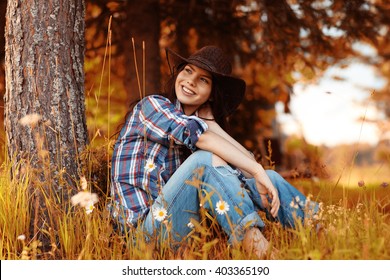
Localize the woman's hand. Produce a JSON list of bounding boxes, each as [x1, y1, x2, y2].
[[194, 110, 280, 218], [254, 172, 280, 218]]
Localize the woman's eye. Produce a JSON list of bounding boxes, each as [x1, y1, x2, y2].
[[185, 67, 192, 74], [200, 78, 209, 84]]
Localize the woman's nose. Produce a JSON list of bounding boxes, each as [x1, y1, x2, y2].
[[187, 79, 195, 86]]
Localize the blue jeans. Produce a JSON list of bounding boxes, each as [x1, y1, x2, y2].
[[142, 150, 318, 245]]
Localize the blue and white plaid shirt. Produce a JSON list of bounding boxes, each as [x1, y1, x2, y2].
[[110, 95, 208, 227]]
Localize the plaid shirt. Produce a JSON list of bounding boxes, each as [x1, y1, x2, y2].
[[110, 95, 208, 227]]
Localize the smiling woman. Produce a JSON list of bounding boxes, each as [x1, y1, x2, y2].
[[110, 46, 320, 259], [175, 64, 213, 115]]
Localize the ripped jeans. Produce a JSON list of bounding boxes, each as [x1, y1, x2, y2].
[[142, 150, 319, 245]]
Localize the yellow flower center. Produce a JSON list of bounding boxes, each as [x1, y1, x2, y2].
[[219, 204, 225, 210]]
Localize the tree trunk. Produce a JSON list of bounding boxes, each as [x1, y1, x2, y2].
[[0, 0, 6, 146], [4, 0, 88, 240]]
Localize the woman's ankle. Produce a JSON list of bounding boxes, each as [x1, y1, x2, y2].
[[243, 227, 269, 259]]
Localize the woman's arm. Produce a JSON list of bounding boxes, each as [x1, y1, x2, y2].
[[205, 121, 255, 161], [196, 130, 280, 217], [197, 104, 255, 172]]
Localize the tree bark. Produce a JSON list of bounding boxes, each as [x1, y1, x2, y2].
[[0, 0, 6, 144], [4, 0, 88, 189]]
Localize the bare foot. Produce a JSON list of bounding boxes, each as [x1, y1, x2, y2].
[[243, 227, 270, 259]]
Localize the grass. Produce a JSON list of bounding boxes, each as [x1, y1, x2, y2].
[[0, 150, 389, 260]]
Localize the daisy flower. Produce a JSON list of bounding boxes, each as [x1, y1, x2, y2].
[[187, 222, 194, 229], [290, 200, 299, 209], [145, 159, 156, 173], [71, 191, 98, 207], [17, 234, 26, 241], [71, 190, 99, 215], [215, 200, 230, 215], [153, 207, 167, 222], [85, 202, 95, 215]]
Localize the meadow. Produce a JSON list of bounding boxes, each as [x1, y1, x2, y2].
[[1, 141, 389, 260]]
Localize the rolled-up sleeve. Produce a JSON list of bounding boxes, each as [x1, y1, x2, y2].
[[136, 95, 208, 151], [171, 115, 208, 151]]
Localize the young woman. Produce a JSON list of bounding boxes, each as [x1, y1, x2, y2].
[[110, 46, 319, 258]]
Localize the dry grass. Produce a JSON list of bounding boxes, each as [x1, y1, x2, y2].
[[1, 151, 389, 260]]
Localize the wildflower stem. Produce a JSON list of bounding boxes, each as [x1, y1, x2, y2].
[[131, 38, 143, 101]]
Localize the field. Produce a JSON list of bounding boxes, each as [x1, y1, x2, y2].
[[1, 149, 389, 260]]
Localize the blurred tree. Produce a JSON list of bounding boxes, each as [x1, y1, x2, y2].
[[83, 0, 161, 140], [4, 0, 88, 243], [373, 26, 390, 144], [1, 0, 389, 169], [84, 0, 390, 170]]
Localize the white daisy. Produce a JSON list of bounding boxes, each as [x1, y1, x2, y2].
[[187, 222, 194, 229], [145, 159, 156, 173], [17, 234, 26, 241], [85, 202, 95, 215], [71, 191, 98, 207], [290, 200, 299, 209], [215, 200, 230, 215], [153, 207, 167, 222]]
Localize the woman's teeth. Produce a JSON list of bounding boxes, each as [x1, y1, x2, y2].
[[183, 86, 195, 95]]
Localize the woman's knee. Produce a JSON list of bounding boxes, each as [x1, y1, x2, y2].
[[190, 150, 227, 167], [186, 150, 212, 165], [187, 149, 232, 168]]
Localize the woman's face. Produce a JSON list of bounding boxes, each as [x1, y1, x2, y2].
[[175, 64, 213, 115]]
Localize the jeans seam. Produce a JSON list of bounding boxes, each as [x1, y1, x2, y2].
[[164, 170, 200, 214]]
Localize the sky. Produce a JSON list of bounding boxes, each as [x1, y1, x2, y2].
[[276, 61, 386, 147]]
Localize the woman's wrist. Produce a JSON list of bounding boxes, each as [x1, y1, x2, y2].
[[252, 163, 264, 178], [252, 164, 268, 195]]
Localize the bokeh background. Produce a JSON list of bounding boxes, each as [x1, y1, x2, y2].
[[1, 0, 389, 187]]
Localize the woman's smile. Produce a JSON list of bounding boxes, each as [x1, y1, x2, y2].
[[175, 64, 212, 115], [181, 85, 196, 96]]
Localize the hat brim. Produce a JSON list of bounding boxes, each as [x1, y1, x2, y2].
[[166, 48, 246, 115]]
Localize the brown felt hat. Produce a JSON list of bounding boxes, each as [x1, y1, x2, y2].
[[166, 46, 246, 115]]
